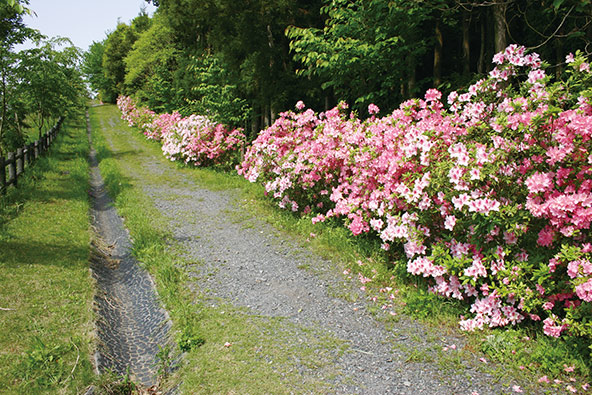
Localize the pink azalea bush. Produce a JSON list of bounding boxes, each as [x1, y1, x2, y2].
[[144, 111, 182, 141], [117, 95, 246, 167], [238, 45, 592, 342], [160, 114, 245, 166], [117, 95, 156, 133]]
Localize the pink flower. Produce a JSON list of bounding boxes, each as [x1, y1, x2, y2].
[[512, 385, 523, 393], [425, 88, 442, 102], [368, 103, 380, 115], [444, 215, 457, 231], [543, 316, 565, 337], [537, 228, 554, 247], [564, 364, 575, 373], [503, 231, 518, 245], [527, 69, 546, 84], [296, 100, 305, 110], [575, 279, 592, 302], [566, 53, 575, 63], [538, 375, 550, 383], [525, 172, 552, 194]]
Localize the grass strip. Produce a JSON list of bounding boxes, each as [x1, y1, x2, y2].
[[0, 112, 95, 394]]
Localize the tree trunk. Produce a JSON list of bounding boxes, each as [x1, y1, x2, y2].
[[263, 103, 270, 128], [0, 68, 6, 148], [250, 111, 260, 139], [462, 9, 471, 75], [270, 103, 276, 124], [407, 57, 416, 98], [478, 9, 486, 74], [493, 1, 508, 54], [433, 19, 443, 88]]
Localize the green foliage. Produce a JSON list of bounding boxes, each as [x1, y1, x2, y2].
[[0, 4, 86, 153], [286, 0, 434, 113], [481, 328, 591, 379], [16, 337, 74, 390], [176, 326, 205, 352], [94, 370, 138, 394], [182, 54, 251, 127], [102, 23, 138, 102], [156, 344, 174, 380], [14, 38, 87, 135], [83, 41, 110, 100], [124, 14, 179, 112]]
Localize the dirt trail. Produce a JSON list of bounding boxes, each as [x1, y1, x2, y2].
[[93, 106, 541, 394]]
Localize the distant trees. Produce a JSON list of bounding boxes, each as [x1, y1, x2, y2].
[[86, 0, 592, 133], [0, 0, 86, 154]]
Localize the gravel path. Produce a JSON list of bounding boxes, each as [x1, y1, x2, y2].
[[96, 108, 538, 395], [146, 184, 511, 395]]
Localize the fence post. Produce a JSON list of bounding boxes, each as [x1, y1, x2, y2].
[[0, 156, 5, 195], [34, 140, 39, 159], [7, 152, 16, 188], [16, 148, 23, 176]]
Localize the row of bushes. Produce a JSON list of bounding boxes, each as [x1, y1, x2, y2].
[[117, 96, 245, 167], [118, 45, 591, 347]]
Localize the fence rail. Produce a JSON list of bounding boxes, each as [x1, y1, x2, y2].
[[0, 117, 64, 195]]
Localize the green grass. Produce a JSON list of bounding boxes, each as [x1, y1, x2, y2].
[[90, 103, 591, 394], [0, 112, 95, 394]]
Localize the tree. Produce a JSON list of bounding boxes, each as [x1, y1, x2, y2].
[[0, 0, 39, 153], [181, 53, 251, 127], [101, 23, 137, 102], [82, 40, 110, 101], [286, 0, 434, 113], [124, 14, 179, 112], [16, 38, 86, 135]]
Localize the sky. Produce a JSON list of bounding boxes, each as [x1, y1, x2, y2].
[[18, 0, 157, 51]]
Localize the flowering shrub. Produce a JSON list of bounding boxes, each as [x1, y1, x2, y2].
[[161, 114, 245, 166], [239, 46, 592, 343], [117, 95, 246, 167], [117, 95, 156, 132], [144, 111, 182, 141]]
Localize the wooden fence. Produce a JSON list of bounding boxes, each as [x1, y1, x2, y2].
[[0, 117, 64, 195]]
